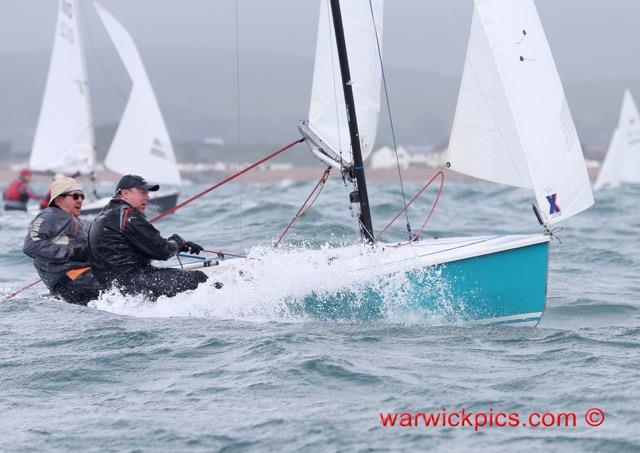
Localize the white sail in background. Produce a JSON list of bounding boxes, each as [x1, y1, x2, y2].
[[594, 90, 640, 190], [30, 0, 95, 175], [95, 2, 181, 185], [448, 0, 593, 225], [307, 0, 384, 165]]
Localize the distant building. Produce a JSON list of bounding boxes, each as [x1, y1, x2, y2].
[[370, 145, 447, 170], [203, 137, 225, 147]]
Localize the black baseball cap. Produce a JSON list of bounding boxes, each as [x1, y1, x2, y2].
[[116, 174, 160, 192]]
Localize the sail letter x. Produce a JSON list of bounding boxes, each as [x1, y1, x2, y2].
[[546, 193, 560, 215]]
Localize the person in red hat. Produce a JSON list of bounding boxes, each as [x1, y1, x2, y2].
[[3, 168, 43, 211]]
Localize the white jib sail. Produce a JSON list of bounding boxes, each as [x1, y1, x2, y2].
[[94, 2, 181, 186], [30, 0, 96, 175], [448, 0, 594, 225], [594, 89, 640, 190], [307, 0, 384, 166]]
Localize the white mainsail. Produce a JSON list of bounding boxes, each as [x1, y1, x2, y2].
[[448, 0, 593, 225], [95, 2, 181, 186], [307, 0, 384, 166], [594, 89, 640, 190], [30, 0, 95, 175]]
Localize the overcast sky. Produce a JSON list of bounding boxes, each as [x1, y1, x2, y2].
[[3, 0, 640, 80]]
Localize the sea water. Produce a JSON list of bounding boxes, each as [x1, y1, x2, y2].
[[1, 179, 638, 451]]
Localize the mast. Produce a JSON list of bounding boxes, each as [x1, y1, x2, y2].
[[329, 0, 375, 243], [73, 0, 98, 196]]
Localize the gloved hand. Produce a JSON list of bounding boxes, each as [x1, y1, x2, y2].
[[168, 233, 186, 251], [184, 241, 203, 255]]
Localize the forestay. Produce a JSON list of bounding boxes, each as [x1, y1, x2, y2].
[[30, 0, 95, 175], [594, 90, 640, 190], [95, 2, 181, 186], [448, 0, 593, 225], [307, 0, 384, 167]]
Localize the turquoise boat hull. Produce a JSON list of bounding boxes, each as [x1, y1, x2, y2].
[[294, 240, 549, 326]]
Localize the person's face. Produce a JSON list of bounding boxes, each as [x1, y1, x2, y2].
[[55, 190, 84, 217], [121, 187, 149, 212]]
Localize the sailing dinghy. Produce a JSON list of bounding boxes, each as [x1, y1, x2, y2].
[[29, 0, 180, 215], [199, 0, 593, 326], [594, 89, 640, 190]]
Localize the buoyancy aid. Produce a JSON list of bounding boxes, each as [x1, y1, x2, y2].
[[3, 180, 29, 203]]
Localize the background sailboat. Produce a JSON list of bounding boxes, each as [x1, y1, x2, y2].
[[94, 2, 181, 209], [29, 0, 180, 215], [211, 0, 593, 326], [30, 0, 95, 178], [594, 89, 640, 190]]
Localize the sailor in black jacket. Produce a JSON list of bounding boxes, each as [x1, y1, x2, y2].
[[89, 174, 208, 300]]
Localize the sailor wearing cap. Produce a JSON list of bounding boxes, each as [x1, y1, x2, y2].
[[23, 177, 101, 304], [89, 174, 208, 300], [39, 172, 67, 210]]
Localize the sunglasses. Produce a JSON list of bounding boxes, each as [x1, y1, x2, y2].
[[63, 193, 85, 201]]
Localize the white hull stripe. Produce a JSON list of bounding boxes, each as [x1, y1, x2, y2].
[[469, 312, 543, 326]]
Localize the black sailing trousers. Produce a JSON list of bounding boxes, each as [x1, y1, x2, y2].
[[114, 268, 209, 301], [52, 271, 102, 306]]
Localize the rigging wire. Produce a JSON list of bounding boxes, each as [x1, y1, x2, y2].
[[368, 0, 412, 240], [78, 0, 127, 100], [234, 0, 246, 237], [274, 167, 332, 248], [203, 249, 247, 259], [375, 171, 445, 242], [150, 138, 305, 223], [325, 0, 345, 167]]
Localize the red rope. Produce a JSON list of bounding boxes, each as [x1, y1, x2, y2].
[[2, 278, 42, 302], [274, 167, 331, 248], [4, 138, 305, 302], [150, 138, 305, 223], [375, 170, 445, 242]]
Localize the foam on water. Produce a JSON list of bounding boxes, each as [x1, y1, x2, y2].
[[93, 243, 461, 325], [2, 180, 639, 450]]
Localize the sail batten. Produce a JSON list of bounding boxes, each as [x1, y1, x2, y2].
[[30, 0, 95, 175], [448, 0, 593, 224], [95, 2, 181, 186], [307, 0, 384, 166]]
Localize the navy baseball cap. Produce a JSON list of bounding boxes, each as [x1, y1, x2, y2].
[[116, 174, 160, 192]]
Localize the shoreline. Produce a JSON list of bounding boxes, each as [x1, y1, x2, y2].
[[0, 165, 599, 187], [0, 166, 460, 185]]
